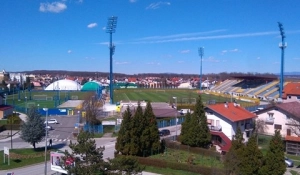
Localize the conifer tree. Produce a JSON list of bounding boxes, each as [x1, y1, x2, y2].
[[182, 95, 211, 147], [115, 106, 132, 155], [20, 106, 45, 149], [130, 102, 144, 156], [259, 130, 286, 175], [224, 127, 245, 175], [240, 134, 263, 175], [140, 101, 161, 156], [180, 112, 192, 145]]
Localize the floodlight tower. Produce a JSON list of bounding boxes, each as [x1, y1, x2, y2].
[[106, 16, 118, 104], [198, 47, 204, 91], [278, 22, 286, 99]]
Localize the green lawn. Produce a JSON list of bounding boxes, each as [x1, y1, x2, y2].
[[114, 89, 252, 107], [150, 148, 223, 168], [0, 120, 7, 125], [257, 134, 272, 155], [0, 147, 56, 170], [145, 166, 200, 175]]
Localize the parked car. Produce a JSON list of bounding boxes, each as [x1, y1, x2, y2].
[[159, 129, 171, 136], [44, 119, 58, 124], [285, 157, 294, 167]]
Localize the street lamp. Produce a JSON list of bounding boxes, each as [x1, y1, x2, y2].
[[198, 47, 204, 91], [173, 97, 178, 138], [37, 104, 40, 112], [43, 108, 48, 175], [25, 96, 27, 113], [4, 93, 7, 105], [77, 111, 80, 135]]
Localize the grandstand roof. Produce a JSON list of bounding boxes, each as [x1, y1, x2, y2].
[[45, 79, 81, 91], [231, 75, 277, 80]]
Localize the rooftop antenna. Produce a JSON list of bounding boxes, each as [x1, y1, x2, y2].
[[278, 22, 286, 99], [106, 16, 118, 104]]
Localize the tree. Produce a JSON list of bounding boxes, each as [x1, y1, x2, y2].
[[224, 127, 245, 175], [140, 101, 161, 156], [20, 106, 45, 149], [254, 119, 268, 135], [83, 95, 102, 126], [259, 130, 286, 175], [130, 102, 144, 156], [240, 134, 263, 175], [62, 131, 108, 175], [179, 112, 192, 145], [115, 106, 133, 155], [182, 95, 211, 148], [108, 156, 144, 175]]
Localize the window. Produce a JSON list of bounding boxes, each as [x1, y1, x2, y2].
[[274, 124, 282, 130], [267, 112, 274, 119], [297, 96, 300, 100], [289, 96, 291, 99], [246, 131, 250, 138]]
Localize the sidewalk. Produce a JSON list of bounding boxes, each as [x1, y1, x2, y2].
[[0, 130, 20, 141]]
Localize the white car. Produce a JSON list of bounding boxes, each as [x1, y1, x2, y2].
[[44, 119, 58, 124]]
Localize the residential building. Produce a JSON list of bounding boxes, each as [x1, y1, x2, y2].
[[283, 82, 300, 103], [255, 101, 300, 154], [205, 102, 256, 154], [0, 93, 13, 119]]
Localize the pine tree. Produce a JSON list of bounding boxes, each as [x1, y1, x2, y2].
[[240, 134, 263, 175], [108, 156, 144, 174], [20, 106, 45, 149], [130, 102, 144, 156], [179, 112, 192, 145], [63, 131, 108, 175], [224, 127, 245, 175], [182, 95, 211, 147], [140, 101, 161, 156], [259, 130, 286, 175], [115, 106, 132, 155]]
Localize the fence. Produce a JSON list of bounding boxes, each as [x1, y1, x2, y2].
[[83, 123, 103, 133], [157, 116, 185, 128]]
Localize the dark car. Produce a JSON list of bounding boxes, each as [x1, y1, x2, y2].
[[159, 129, 171, 136]]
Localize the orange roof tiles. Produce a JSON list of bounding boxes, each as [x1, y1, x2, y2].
[[283, 82, 300, 99], [206, 103, 257, 122], [285, 136, 300, 142]]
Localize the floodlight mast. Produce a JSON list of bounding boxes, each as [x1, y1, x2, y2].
[[106, 16, 118, 104], [198, 47, 204, 91], [278, 22, 286, 99]]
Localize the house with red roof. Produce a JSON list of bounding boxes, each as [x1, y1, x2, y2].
[[0, 93, 13, 119], [255, 101, 300, 154], [283, 82, 300, 103], [205, 102, 256, 154]]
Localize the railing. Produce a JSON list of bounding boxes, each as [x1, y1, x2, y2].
[[208, 125, 222, 131]]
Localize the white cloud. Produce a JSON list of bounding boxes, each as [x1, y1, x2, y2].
[[67, 50, 72, 54], [230, 48, 239, 52], [273, 61, 280, 64], [129, 0, 137, 2], [178, 61, 184, 63], [102, 26, 106, 30], [179, 50, 190, 54], [293, 57, 300, 60], [115, 61, 129, 65], [146, 1, 171, 10], [221, 49, 239, 55], [87, 23, 97, 28], [39, 2, 67, 13], [257, 57, 261, 60], [204, 56, 220, 63], [147, 62, 160, 65]]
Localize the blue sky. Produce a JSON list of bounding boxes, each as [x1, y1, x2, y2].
[[0, 0, 300, 75]]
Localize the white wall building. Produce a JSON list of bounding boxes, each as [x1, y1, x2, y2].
[[205, 102, 256, 153]]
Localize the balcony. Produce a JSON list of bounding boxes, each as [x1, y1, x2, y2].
[[244, 123, 253, 131], [265, 117, 274, 124], [208, 125, 222, 132]]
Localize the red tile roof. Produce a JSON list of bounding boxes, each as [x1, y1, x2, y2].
[[210, 131, 232, 152], [206, 103, 257, 122], [285, 136, 300, 142], [283, 82, 300, 99]]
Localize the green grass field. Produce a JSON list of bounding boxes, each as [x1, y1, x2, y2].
[[114, 89, 254, 107]]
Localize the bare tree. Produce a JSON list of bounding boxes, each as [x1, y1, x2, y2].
[[82, 93, 103, 125], [287, 118, 300, 136], [254, 119, 268, 135]]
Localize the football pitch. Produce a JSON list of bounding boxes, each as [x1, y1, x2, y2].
[[114, 89, 234, 105]]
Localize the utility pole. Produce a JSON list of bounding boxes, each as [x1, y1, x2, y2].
[[106, 16, 118, 104], [278, 22, 286, 99], [198, 47, 204, 91]]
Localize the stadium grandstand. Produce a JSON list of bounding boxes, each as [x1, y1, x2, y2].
[[209, 75, 289, 102]]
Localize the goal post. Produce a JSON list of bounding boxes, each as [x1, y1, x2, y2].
[[32, 95, 47, 101]]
